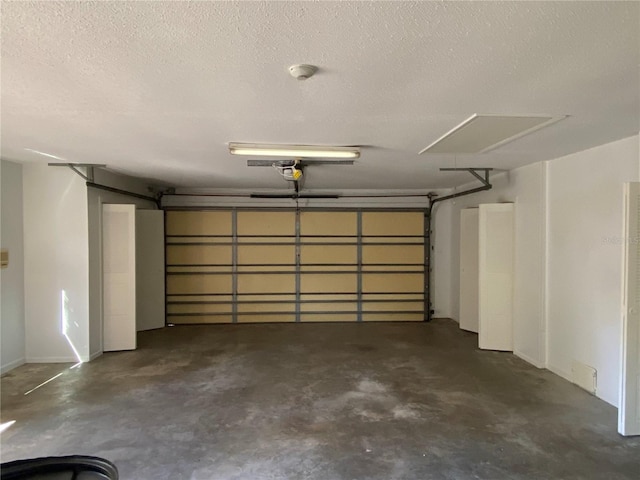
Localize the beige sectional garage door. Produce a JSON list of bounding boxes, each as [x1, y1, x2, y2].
[[166, 209, 425, 324]]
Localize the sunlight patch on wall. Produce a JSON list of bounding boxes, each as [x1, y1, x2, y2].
[[61, 290, 83, 364]]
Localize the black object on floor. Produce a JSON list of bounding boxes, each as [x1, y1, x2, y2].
[[0, 456, 118, 480]]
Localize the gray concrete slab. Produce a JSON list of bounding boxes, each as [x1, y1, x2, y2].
[[2, 319, 639, 479]]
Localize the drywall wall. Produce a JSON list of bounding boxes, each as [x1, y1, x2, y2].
[[441, 162, 547, 367], [431, 200, 453, 318], [438, 134, 639, 406], [23, 165, 89, 362], [135, 210, 165, 332], [87, 169, 157, 358], [547, 135, 639, 407], [1, 160, 25, 373]]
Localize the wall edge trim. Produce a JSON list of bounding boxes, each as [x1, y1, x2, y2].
[[1, 358, 26, 374], [514, 350, 544, 369], [25, 356, 78, 363]]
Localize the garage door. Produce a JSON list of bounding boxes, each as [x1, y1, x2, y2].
[[166, 209, 425, 323]]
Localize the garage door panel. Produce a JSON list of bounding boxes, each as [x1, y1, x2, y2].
[[361, 265, 423, 272], [167, 294, 233, 302], [241, 294, 296, 302], [362, 212, 424, 236], [362, 301, 423, 312], [300, 211, 357, 236], [168, 266, 234, 274], [169, 314, 233, 324], [167, 274, 232, 295], [237, 211, 295, 236], [168, 303, 233, 314], [238, 314, 296, 323], [238, 274, 295, 294], [166, 211, 232, 236], [300, 273, 357, 293], [166, 209, 426, 323], [362, 245, 423, 265], [300, 314, 358, 322], [301, 293, 358, 301], [301, 245, 357, 264], [300, 302, 358, 313], [237, 302, 296, 313], [167, 236, 230, 245], [363, 313, 423, 322], [362, 293, 422, 301], [238, 245, 295, 264], [237, 266, 296, 273], [167, 245, 232, 265], [362, 273, 424, 293]]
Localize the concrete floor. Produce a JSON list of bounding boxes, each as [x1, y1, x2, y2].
[[1, 319, 639, 480]]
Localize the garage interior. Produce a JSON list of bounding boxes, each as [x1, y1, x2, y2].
[[1, 2, 640, 479]]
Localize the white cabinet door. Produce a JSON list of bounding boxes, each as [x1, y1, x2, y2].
[[103, 204, 136, 351], [478, 203, 514, 351], [136, 210, 165, 331], [459, 208, 479, 332], [619, 182, 640, 436]]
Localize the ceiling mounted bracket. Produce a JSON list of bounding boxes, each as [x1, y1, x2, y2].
[[425, 167, 493, 324], [440, 167, 493, 188], [48, 163, 106, 182], [430, 168, 494, 205]]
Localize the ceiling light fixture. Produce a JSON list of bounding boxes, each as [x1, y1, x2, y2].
[[228, 143, 360, 159]]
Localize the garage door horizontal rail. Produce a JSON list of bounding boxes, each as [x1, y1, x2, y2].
[[167, 269, 424, 275], [167, 234, 424, 238], [167, 263, 424, 268], [167, 291, 425, 296], [168, 298, 421, 305], [168, 241, 423, 246], [168, 310, 425, 317]]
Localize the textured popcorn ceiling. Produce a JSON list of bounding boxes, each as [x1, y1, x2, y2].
[[1, 1, 638, 190]]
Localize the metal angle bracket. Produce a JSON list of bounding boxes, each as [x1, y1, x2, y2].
[[429, 168, 494, 206], [48, 163, 106, 182], [439, 167, 493, 188]]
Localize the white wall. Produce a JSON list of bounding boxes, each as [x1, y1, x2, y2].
[[1, 160, 26, 373], [17, 165, 158, 363], [437, 134, 640, 407], [439, 162, 547, 367], [431, 200, 453, 318], [87, 169, 157, 358], [23, 165, 90, 362], [547, 135, 639, 407]]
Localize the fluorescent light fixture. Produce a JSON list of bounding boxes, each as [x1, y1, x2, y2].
[[419, 114, 567, 154], [229, 143, 360, 159]]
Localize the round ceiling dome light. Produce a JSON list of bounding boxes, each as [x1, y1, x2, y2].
[[288, 64, 318, 80]]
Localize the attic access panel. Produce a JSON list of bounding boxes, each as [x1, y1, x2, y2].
[[165, 209, 426, 324], [420, 114, 566, 154]]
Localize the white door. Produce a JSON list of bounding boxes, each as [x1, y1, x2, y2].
[[103, 204, 136, 351], [136, 210, 165, 331], [619, 182, 640, 436], [459, 208, 479, 332], [478, 203, 514, 351]]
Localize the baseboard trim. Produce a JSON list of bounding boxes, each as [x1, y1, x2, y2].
[[547, 363, 571, 382], [514, 350, 545, 369], [25, 356, 78, 363], [1, 357, 25, 375], [89, 351, 103, 361]]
